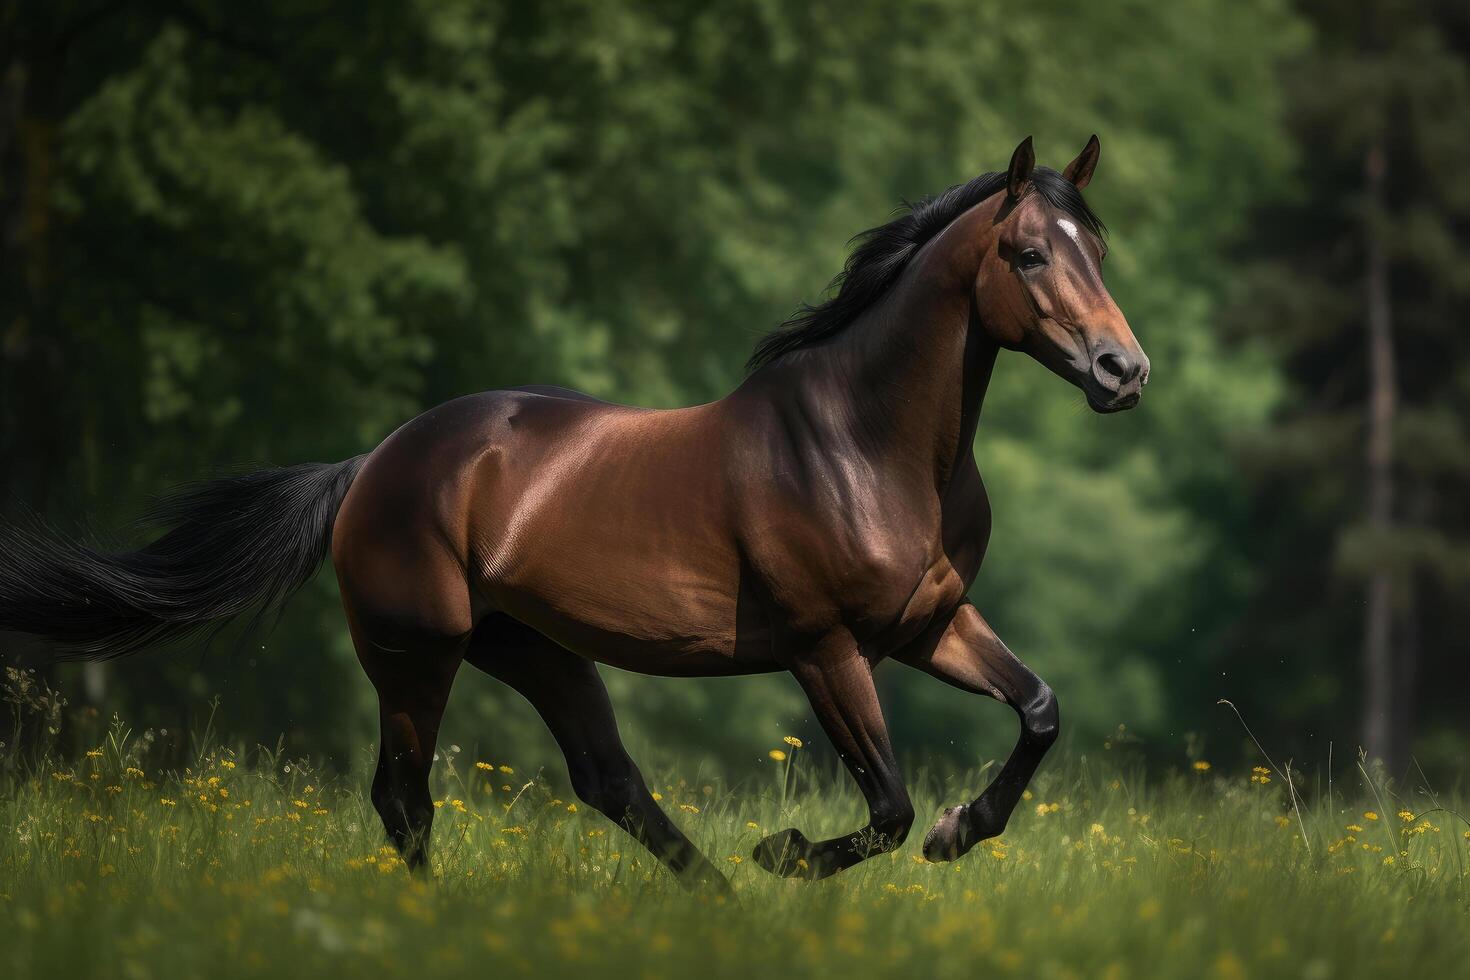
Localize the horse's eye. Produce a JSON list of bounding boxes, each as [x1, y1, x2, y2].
[[1018, 248, 1047, 270]]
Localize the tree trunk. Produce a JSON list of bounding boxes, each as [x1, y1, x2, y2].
[[1360, 138, 1401, 770]]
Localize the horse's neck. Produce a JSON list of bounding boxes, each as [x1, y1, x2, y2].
[[820, 209, 997, 488]]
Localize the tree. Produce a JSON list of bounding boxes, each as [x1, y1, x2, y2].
[[1230, 0, 1470, 776]]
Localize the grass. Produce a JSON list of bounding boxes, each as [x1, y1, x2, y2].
[[2, 716, 1469, 980]]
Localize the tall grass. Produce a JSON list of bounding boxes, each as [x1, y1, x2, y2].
[[2, 689, 1468, 978]]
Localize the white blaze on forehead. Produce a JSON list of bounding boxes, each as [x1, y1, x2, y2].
[[1056, 218, 1082, 247]]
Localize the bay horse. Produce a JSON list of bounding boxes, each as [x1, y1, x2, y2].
[[0, 137, 1148, 892]]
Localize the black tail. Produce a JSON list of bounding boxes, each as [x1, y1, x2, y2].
[[0, 457, 366, 661]]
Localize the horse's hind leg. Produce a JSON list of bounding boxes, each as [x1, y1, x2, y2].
[[465, 617, 732, 896], [893, 602, 1058, 862], [347, 614, 464, 872]]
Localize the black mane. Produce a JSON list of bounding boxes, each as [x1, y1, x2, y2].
[[748, 166, 1105, 370]]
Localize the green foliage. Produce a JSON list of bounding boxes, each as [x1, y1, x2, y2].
[[3, 0, 1406, 771], [1225, 0, 1470, 770]]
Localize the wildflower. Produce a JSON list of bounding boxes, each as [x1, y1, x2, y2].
[[476, 762, 493, 771], [783, 736, 803, 749], [159, 799, 176, 808], [1383, 855, 1395, 866], [768, 749, 787, 762], [566, 803, 577, 813], [1346, 824, 1363, 833], [498, 765, 513, 775], [292, 799, 309, 809], [727, 855, 744, 864], [125, 768, 144, 779], [746, 821, 760, 830], [1274, 816, 1291, 828], [651, 792, 662, 801], [1022, 789, 1033, 800], [220, 760, 235, 770], [1192, 760, 1211, 772], [85, 749, 103, 759], [1089, 823, 1106, 837], [679, 804, 700, 814], [1397, 810, 1414, 822], [1364, 811, 1379, 821], [451, 800, 466, 812]]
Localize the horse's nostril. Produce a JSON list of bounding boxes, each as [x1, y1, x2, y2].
[[1094, 350, 1137, 388]]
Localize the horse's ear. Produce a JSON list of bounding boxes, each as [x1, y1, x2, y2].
[[1007, 136, 1035, 202], [1062, 135, 1100, 190]]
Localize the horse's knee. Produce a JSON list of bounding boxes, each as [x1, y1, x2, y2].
[[1023, 683, 1059, 749]]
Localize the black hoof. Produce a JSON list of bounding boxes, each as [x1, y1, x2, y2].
[[752, 828, 815, 878], [922, 804, 974, 862]]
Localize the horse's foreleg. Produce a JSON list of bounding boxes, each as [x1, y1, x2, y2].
[[465, 620, 733, 896], [753, 629, 913, 879], [894, 602, 1058, 862]]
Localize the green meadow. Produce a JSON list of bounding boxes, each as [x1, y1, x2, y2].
[[4, 715, 1467, 980]]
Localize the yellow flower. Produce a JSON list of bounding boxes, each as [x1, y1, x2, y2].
[[124, 767, 144, 779], [679, 804, 700, 814], [1397, 810, 1415, 822], [220, 759, 236, 770], [1274, 816, 1291, 828], [475, 761, 493, 771], [727, 855, 744, 864], [498, 765, 514, 775], [746, 821, 760, 830], [566, 803, 577, 813], [1089, 823, 1106, 837], [159, 799, 176, 807], [783, 736, 803, 749], [768, 749, 787, 762], [651, 792, 662, 801], [1346, 824, 1363, 833], [1192, 760, 1211, 772], [85, 749, 103, 759], [1364, 811, 1379, 821]]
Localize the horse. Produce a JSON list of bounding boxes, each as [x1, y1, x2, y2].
[[0, 136, 1147, 893]]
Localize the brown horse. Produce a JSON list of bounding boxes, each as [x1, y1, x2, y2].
[[0, 136, 1147, 892]]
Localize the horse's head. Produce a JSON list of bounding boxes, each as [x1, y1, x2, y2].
[[975, 136, 1148, 413]]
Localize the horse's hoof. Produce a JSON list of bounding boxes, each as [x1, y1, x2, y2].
[[922, 804, 972, 862], [752, 827, 812, 878]]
